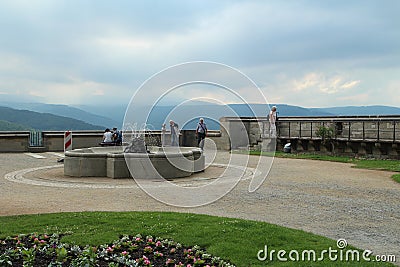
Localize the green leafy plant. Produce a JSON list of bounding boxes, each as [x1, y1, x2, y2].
[[315, 125, 336, 154], [0, 253, 13, 266], [0, 232, 234, 266], [56, 247, 68, 263], [21, 247, 36, 267]]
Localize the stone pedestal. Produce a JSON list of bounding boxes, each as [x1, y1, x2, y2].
[[358, 142, 367, 156], [389, 143, 399, 157], [308, 140, 316, 152], [344, 141, 354, 154], [260, 138, 276, 152]]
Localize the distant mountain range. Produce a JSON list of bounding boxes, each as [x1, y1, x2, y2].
[[309, 105, 400, 116], [0, 106, 104, 131], [123, 103, 400, 130], [1, 101, 400, 131], [0, 102, 119, 128]]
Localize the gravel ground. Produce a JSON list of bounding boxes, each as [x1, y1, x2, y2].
[[0, 152, 399, 264]]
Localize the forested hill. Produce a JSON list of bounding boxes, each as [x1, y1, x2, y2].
[[0, 120, 32, 131], [0, 106, 104, 131]]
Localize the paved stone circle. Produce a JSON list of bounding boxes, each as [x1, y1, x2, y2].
[[0, 152, 399, 265], [4, 163, 257, 189]]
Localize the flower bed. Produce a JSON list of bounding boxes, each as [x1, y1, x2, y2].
[[0, 233, 235, 267]]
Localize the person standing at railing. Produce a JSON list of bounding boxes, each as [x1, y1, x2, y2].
[[269, 106, 277, 137], [161, 123, 167, 146], [196, 118, 208, 150], [169, 120, 179, 146]]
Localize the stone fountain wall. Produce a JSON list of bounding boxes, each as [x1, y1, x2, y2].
[[64, 146, 205, 179]]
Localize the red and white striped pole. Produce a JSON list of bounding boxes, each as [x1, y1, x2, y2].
[[64, 131, 72, 152]]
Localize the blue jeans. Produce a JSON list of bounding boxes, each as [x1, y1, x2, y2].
[[171, 133, 178, 146]]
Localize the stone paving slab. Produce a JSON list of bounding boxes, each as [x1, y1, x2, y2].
[[0, 152, 399, 264]]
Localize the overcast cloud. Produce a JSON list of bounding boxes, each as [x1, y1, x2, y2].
[[0, 0, 399, 107]]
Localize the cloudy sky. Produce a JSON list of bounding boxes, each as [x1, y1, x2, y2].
[[0, 0, 399, 108]]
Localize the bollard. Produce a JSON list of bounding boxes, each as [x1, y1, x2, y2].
[[64, 131, 72, 152]]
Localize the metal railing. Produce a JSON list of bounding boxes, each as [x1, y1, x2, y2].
[[29, 131, 43, 147], [275, 116, 400, 143]]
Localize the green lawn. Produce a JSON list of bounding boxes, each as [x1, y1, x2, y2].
[[0, 211, 395, 266], [392, 174, 400, 183]]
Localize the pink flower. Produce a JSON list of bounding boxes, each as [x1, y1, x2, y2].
[[121, 251, 128, 255], [136, 237, 141, 241], [156, 241, 162, 247], [155, 252, 163, 257], [148, 238, 153, 242], [106, 247, 113, 253], [144, 246, 153, 253], [187, 264, 192, 267]]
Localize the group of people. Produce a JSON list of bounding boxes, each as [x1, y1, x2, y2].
[[165, 106, 276, 149], [101, 106, 276, 149], [162, 118, 208, 149], [102, 127, 122, 145]]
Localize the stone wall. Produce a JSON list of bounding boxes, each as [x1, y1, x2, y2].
[[1, 115, 400, 158], [0, 130, 225, 152], [180, 130, 224, 149], [219, 116, 400, 159], [43, 131, 105, 151], [0, 131, 30, 152]]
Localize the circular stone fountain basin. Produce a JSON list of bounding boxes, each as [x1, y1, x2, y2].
[[64, 146, 205, 179]]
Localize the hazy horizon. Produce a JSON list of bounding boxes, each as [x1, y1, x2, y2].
[[3, 97, 400, 110], [2, 97, 400, 110]]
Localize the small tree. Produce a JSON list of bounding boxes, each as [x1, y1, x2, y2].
[[315, 125, 336, 155]]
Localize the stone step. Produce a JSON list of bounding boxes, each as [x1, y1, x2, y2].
[[28, 146, 47, 153]]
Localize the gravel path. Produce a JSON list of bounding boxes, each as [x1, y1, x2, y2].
[[0, 152, 399, 264]]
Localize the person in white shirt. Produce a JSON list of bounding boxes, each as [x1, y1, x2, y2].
[[103, 128, 113, 143], [269, 106, 277, 137]]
